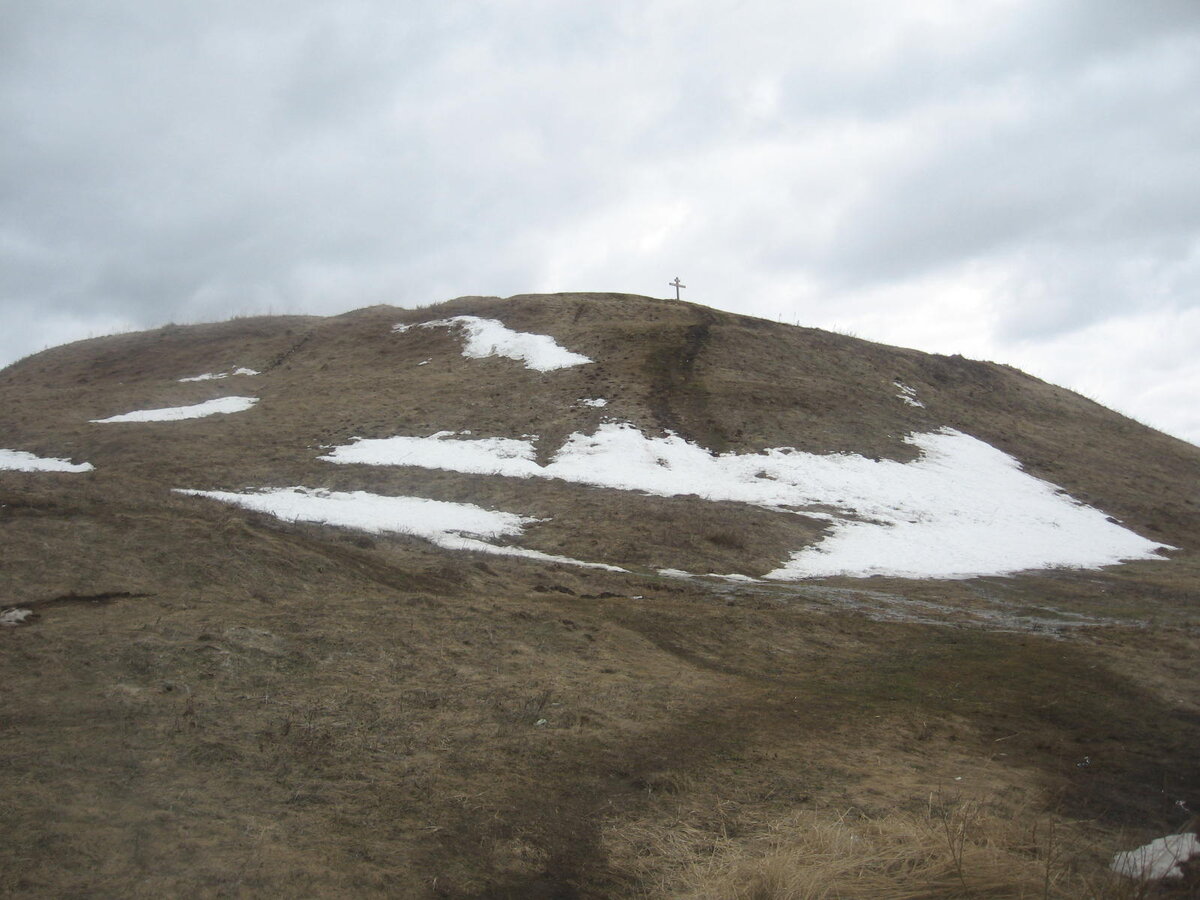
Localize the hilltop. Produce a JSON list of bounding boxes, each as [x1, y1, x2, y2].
[[1, 293, 1197, 897]]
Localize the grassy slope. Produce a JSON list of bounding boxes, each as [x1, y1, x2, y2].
[[1, 294, 1197, 898]]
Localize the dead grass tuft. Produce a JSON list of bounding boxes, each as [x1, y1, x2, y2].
[[613, 794, 1185, 899]]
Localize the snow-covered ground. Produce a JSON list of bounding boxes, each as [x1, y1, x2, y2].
[[0, 608, 33, 626], [393, 316, 591, 371], [178, 367, 259, 382], [1111, 833, 1200, 881], [90, 396, 258, 423], [0, 449, 93, 473], [324, 431, 540, 475], [894, 381, 925, 408], [176, 487, 624, 571], [321, 423, 1168, 579]]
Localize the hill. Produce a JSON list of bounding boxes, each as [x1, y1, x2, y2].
[[1, 293, 1197, 897]]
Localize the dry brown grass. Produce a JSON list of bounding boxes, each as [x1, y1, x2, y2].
[[1, 294, 1198, 897], [614, 796, 1192, 899]]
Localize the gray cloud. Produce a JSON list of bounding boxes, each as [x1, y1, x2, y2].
[[2, 0, 1199, 441]]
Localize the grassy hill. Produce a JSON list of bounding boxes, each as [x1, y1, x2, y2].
[[1, 293, 1197, 897]]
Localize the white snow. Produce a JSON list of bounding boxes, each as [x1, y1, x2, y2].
[[323, 430, 541, 474], [321, 423, 1168, 580], [1111, 833, 1200, 881], [0, 608, 33, 626], [91, 396, 258, 423], [176, 487, 625, 572], [578, 398, 609, 407], [657, 568, 694, 578], [393, 316, 592, 371], [0, 449, 93, 473], [895, 381, 925, 408], [179, 367, 259, 382]]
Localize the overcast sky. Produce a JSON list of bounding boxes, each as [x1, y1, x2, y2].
[[3, 0, 1199, 443]]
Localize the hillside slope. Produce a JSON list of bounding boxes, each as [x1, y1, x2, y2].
[[1, 293, 1197, 897]]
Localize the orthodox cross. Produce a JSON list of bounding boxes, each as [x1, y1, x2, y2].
[[669, 276, 686, 300]]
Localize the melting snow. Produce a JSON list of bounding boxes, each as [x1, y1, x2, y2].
[[176, 487, 624, 572], [321, 423, 1168, 580], [393, 316, 592, 371], [578, 398, 609, 407], [895, 381, 925, 408], [657, 568, 693, 578], [1111, 833, 1200, 881], [0, 449, 93, 473], [179, 368, 259, 382], [91, 396, 258, 423], [324, 431, 540, 474], [0, 608, 33, 627]]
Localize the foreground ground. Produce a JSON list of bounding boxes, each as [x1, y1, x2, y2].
[[2, 477, 1197, 897]]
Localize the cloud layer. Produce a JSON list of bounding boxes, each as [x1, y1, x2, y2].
[[3, 0, 1198, 442]]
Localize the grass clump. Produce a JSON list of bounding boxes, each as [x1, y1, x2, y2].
[[615, 794, 1189, 899]]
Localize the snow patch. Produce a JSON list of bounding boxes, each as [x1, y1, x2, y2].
[[0, 449, 93, 473], [393, 316, 592, 371], [1111, 833, 1200, 881], [176, 487, 624, 572], [1, 608, 33, 626], [91, 396, 258, 423], [578, 398, 609, 407], [656, 568, 693, 578], [321, 424, 1168, 580], [894, 380, 925, 408], [179, 367, 259, 382], [324, 430, 540, 474]]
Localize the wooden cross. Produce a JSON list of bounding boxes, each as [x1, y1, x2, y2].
[[669, 276, 686, 300]]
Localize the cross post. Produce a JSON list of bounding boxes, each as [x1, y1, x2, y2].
[[669, 277, 686, 301]]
